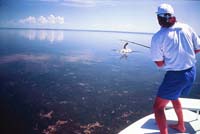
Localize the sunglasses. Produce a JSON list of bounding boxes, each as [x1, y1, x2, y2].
[[157, 13, 172, 18]]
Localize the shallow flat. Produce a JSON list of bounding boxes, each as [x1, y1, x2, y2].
[[118, 109, 200, 134]]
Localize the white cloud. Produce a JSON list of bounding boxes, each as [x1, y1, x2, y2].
[[63, 0, 96, 5], [39, 0, 59, 2], [19, 15, 65, 25], [38, 16, 48, 24], [47, 15, 56, 24], [19, 16, 37, 24], [27, 0, 118, 8], [61, 0, 105, 7], [56, 16, 65, 24], [47, 14, 64, 24]]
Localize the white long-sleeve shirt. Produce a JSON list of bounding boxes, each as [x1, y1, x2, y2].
[[151, 22, 200, 71]]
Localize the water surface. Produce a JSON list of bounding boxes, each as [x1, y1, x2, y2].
[[0, 29, 199, 134]]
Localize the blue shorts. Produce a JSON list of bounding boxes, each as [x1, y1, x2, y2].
[[157, 66, 196, 100]]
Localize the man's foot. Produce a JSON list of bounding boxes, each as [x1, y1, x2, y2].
[[168, 124, 186, 133]]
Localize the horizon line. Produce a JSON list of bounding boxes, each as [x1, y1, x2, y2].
[[0, 27, 154, 35]]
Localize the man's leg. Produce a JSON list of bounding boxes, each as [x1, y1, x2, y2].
[[169, 99, 186, 132], [153, 96, 169, 134]]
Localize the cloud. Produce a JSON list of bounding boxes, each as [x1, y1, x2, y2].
[[47, 14, 64, 24], [64, 0, 96, 4], [61, 0, 117, 7], [39, 0, 59, 2], [19, 16, 37, 24], [61, 0, 95, 7], [19, 14, 64, 25], [38, 16, 48, 24], [25, 0, 119, 8]]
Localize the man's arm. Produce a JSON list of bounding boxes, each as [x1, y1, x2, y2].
[[155, 61, 165, 67]]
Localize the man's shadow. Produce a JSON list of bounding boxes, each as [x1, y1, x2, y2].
[[141, 118, 196, 134]]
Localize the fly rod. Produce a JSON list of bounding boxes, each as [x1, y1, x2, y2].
[[120, 39, 150, 49], [121, 34, 200, 49]]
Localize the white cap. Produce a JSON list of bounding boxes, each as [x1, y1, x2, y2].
[[156, 3, 174, 15]]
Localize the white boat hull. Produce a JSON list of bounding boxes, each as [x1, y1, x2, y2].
[[118, 106, 200, 134]]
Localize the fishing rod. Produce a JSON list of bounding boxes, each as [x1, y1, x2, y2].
[[120, 39, 150, 49], [121, 34, 200, 49]]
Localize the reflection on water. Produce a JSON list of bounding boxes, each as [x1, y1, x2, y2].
[[0, 29, 199, 134], [62, 50, 103, 64], [0, 52, 101, 65], [0, 54, 50, 64], [19, 30, 64, 43]]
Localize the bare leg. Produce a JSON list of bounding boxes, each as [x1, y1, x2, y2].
[[169, 99, 186, 132], [153, 97, 170, 134]]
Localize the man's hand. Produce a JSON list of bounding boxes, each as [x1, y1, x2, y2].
[[195, 49, 200, 54], [155, 61, 165, 67]]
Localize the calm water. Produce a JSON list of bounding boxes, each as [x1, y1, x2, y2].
[[0, 29, 199, 134]]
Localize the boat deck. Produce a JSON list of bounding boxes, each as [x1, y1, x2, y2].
[[118, 98, 200, 134], [166, 98, 200, 119]]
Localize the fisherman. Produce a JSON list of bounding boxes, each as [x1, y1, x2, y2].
[[151, 3, 200, 134]]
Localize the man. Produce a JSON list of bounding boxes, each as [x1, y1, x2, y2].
[[151, 3, 200, 134]]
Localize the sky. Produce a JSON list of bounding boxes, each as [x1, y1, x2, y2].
[[0, 0, 199, 33]]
